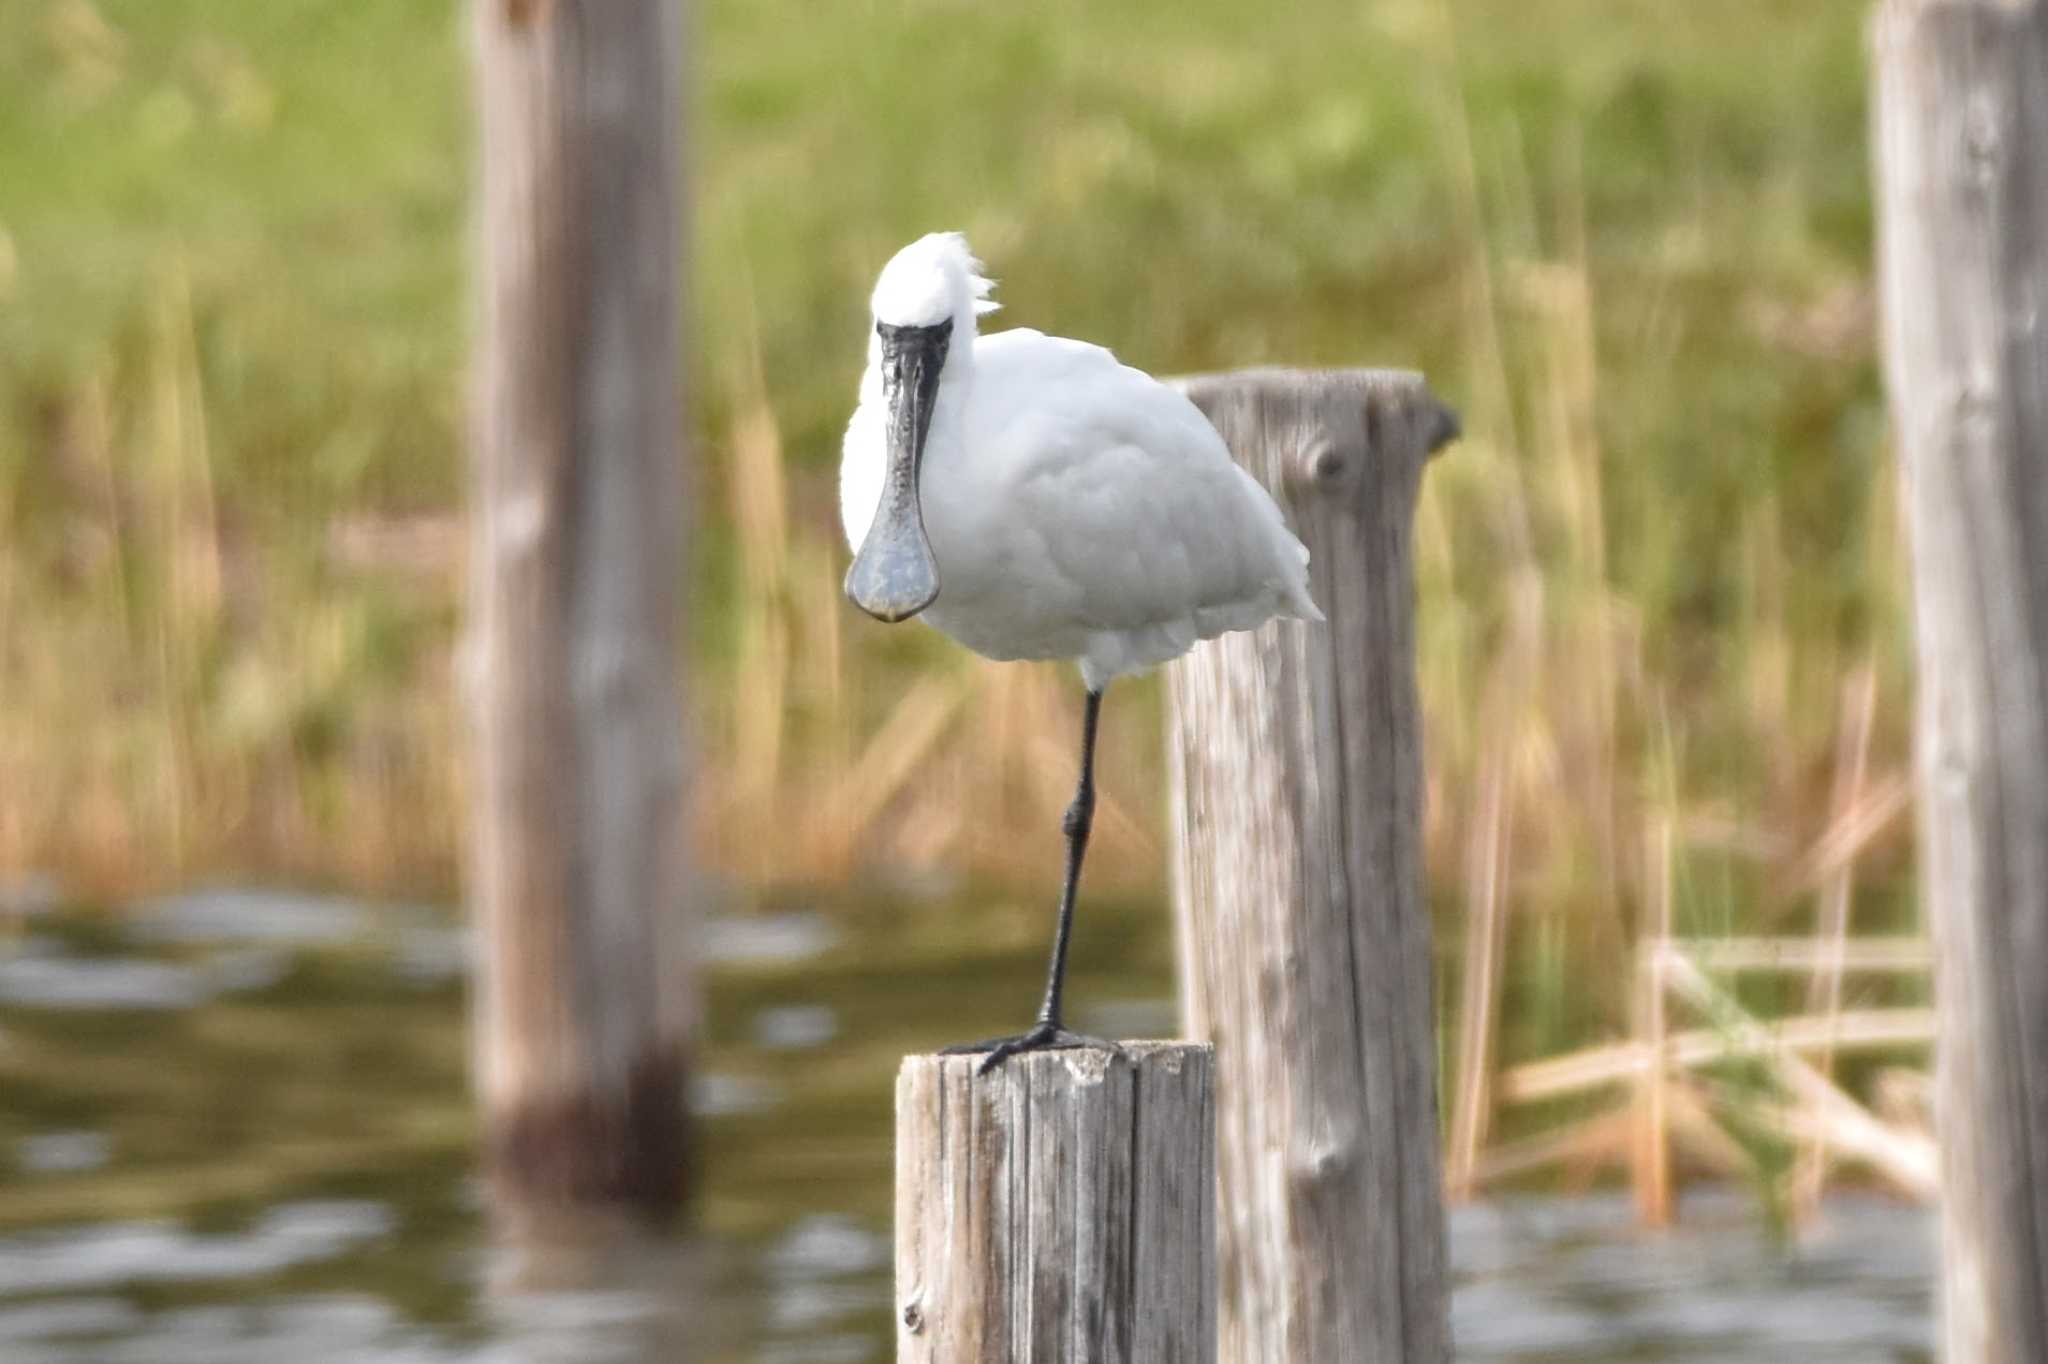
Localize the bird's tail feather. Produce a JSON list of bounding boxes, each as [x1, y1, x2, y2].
[[1284, 542, 1325, 623]]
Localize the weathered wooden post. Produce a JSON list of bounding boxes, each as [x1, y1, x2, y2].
[[1167, 369, 1457, 1363], [1874, 2, 2048, 1357], [895, 1044, 1215, 1362], [468, 0, 693, 1215]]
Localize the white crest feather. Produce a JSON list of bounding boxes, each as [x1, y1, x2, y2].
[[871, 232, 1000, 328]]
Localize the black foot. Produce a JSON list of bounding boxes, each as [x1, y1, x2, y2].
[[940, 1023, 1123, 1075]]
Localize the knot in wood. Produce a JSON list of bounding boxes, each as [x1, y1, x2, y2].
[[1293, 1138, 1357, 1186], [1295, 436, 1357, 494], [901, 1290, 926, 1334], [1953, 377, 1997, 444], [1963, 95, 2002, 187], [2013, 272, 2042, 342], [497, 487, 550, 559], [1932, 739, 1972, 804]]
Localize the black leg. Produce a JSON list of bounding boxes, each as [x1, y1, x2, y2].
[[1038, 685, 1101, 1028], [942, 687, 1120, 1073]]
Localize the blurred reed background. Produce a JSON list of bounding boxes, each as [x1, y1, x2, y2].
[[0, 0, 1913, 1104]]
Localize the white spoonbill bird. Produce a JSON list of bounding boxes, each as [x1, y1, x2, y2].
[[841, 232, 1322, 1071]]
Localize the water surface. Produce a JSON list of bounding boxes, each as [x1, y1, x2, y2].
[[0, 888, 1934, 1361]]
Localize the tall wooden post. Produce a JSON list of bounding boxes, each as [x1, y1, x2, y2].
[[1167, 370, 1457, 1364], [894, 1045, 1216, 1363], [469, 0, 693, 1216], [1874, 2, 2048, 1357]]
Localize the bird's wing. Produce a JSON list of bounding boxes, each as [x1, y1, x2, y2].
[[971, 331, 1312, 635]]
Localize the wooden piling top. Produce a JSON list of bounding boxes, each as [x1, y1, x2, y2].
[[895, 1042, 1215, 1364]]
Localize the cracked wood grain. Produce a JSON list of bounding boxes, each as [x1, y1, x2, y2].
[[1167, 369, 1456, 1364], [895, 1044, 1215, 1363], [1875, 1, 2048, 1357]]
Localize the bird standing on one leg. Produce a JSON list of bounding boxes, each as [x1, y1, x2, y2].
[[840, 233, 1322, 1072]]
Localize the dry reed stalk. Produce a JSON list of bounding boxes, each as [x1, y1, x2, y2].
[[728, 612, 790, 874], [801, 540, 847, 700], [0, 470, 18, 865], [1779, 771, 1911, 899], [691, 561, 808, 876], [1678, 813, 1793, 863], [1663, 1079, 1753, 1181], [724, 378, 793, 873], [730, 410, 791, 589], [0, 782, 18, 879], [146, 314, 186, 864], [1455, 1080, 1750, 1196], [1426, 0, 1522, 465], [1474, 1078, 1755, 1192], [1466, 1111, 1630, 1188], [1791, 663, 1878, 1220], [965, 659, 1028, 873], [77, 371, 135, 656], [155, 264, 224, 635], [1741, 498, 1793, 804], [1445, 576, 1538, 1199], [1445, 734, 1511, 1200], [149, 607, 186, 869], [890, 779, 970, 869], [142, 261, 230, 873], [802, 539, 851, 805], [1548, 134, 1603, 587], [1695, 1078, 1936, 1205], [1537, 205, 1625, 948], [1632, 813, 1674, 1226], [1660, 952, 1937, 1199], [1670, 936, 1930, 973], [800, 672, 966, 874], [1500, 1006, 1935, 1104], [1874, 1066, 1932, 1134]]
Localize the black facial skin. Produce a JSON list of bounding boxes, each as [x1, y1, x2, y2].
[[845, 317, 951, 622]]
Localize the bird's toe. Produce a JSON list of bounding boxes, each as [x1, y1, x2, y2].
[[940, 1024, 1123, 1075]]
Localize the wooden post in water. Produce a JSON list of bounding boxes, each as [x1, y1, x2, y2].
[[894, 1044, 1216, 1363], [1874, 2, 2048, 1357], [468, 0, 693, 1216], [1167, 370, 1457, 1364]]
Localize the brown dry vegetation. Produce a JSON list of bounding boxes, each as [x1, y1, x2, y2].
[[2, 0, 1921, 1145]]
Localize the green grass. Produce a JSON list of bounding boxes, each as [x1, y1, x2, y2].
[[1, 0, 1917, 1120]]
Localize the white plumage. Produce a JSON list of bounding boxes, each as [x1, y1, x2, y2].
[[840, 232, 1321, 690]]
